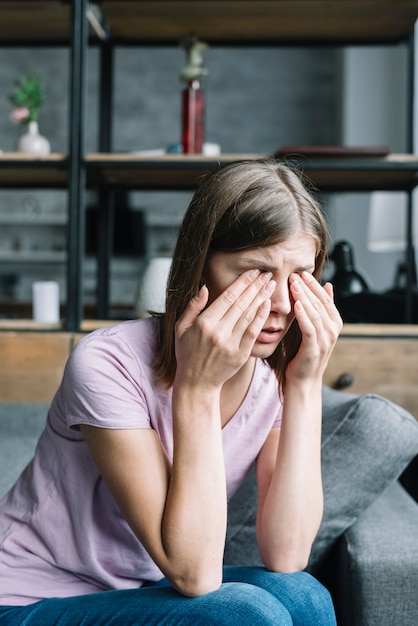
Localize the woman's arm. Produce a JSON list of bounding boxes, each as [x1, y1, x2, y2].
[[80, 390, 226, 598], [255, 385, 323, 573], [256, 272, 342, 572], [81, 269, 274, 597]]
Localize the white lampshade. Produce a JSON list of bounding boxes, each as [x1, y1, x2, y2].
[[367, 191, 413, 252], [136, 256, 172, 318]]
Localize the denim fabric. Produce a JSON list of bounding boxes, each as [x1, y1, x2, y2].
[[0, 566, 336, 625]]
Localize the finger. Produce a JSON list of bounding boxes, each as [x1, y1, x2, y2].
[[323, 282, 334, 298], [238, 298, 272, 353], [290, 281, 330, 339], [231, 278, 275, 336], [290, 273, 340, 324], [293, 296, 324, 340], [302, 273, 336, 304], [176, 285, 209, 337], [223, 273, 275, 331], [292, 281, 342, 345], [206, 269, 266, 321]]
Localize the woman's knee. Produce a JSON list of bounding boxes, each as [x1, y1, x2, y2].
[[268, 571, 336, 626], [192, 582, 292, 626], [223, 567, 336, 626]]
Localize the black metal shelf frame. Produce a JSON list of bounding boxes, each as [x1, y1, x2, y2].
[[66, 0, 89, 330]]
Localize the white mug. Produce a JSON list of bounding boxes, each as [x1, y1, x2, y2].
[[32, 281, 60, 323]]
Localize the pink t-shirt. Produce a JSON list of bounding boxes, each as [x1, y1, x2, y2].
[[0, 318, 282, 605]]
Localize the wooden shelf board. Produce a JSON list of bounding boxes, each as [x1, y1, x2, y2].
[[98, 1, 418, 45], [0, 153, 66, 162], [0, 1, 417, 44], [86, 153, 418, 192], [0, 153, 68, 187], [1, 152, 418, 191], [0, 319, 118, 331], [0, 319, 64, 331], [341, 323, 418, 338], [0, 1, 72, 44], [86, 152, 260, 189]]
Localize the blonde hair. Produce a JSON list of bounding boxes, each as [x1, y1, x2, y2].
[[153, 158, 328, 390]]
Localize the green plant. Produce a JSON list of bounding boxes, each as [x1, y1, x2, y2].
[[9, 74, 45, 124]]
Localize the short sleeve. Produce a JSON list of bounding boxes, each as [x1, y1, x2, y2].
[[62, 332, 153, 431]]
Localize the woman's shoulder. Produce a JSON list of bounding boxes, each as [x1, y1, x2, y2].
[[67, 317, 161, 382], [56, 317, 164, 430], [75, 317, 160, 355]]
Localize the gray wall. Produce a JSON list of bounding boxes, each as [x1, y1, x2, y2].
[[0, 46, 340, 153]]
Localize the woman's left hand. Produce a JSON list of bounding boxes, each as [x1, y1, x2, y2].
[[286, 271, 343, 382]]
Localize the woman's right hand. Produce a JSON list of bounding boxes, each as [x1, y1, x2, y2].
[[174, 269, 276, 390]]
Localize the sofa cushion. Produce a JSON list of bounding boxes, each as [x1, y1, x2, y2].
[[334, 481, 418, 626], [308, 386, 418, 572], [224, 462, 261, 566], [224, 386, 418, 570]]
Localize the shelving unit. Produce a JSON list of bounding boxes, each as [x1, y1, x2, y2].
[[1, 0, 418, 330]]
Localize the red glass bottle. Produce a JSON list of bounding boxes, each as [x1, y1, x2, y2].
[[182, 78, 204, 154]]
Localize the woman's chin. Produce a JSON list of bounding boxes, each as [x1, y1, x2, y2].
[[251, 340, 280, 359]]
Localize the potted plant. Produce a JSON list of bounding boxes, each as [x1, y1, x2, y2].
[[9, 74, 50, 155]]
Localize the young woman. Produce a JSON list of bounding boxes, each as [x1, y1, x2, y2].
[[0, 158, 342, 625]]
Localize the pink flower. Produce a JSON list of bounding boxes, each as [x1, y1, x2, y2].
[[10, 107, 30, 124]]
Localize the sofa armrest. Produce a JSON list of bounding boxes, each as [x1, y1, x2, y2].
[[0, 403, 48, 498], [330, 480, 418, 626]]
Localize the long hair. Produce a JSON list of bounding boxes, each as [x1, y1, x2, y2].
[[153, 158, 328, 391]]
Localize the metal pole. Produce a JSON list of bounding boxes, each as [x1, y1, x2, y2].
[[404, 26, 417, 322], [97, 39, 114, 318], [66, 0, 88, 330]]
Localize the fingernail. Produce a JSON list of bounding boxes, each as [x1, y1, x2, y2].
[[292, 279, 301, 293], [260, 271, 273, 284], [249, 269, 260, 280], [264, 280, 276, 295]]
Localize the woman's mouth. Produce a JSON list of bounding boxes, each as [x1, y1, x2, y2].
[[257, 327, 282, 344]]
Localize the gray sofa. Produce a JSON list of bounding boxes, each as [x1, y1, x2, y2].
[[1, 387, 418, 625]]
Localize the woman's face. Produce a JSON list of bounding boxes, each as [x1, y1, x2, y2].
[[204, 233, 317, 359]]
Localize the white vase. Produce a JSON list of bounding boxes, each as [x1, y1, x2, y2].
[[17, 121, 50, 155]]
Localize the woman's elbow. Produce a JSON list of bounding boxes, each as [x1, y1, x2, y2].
[[171, 570, 223, 598], [260, 544, 311, 574]]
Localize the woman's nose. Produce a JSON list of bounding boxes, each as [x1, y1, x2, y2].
[[269, 280, 293, 315]]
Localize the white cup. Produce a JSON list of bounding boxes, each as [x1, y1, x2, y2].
[[32, 281, 60, 323]]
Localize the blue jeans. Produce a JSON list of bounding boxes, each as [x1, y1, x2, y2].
[[0, 566, 336, 625]]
